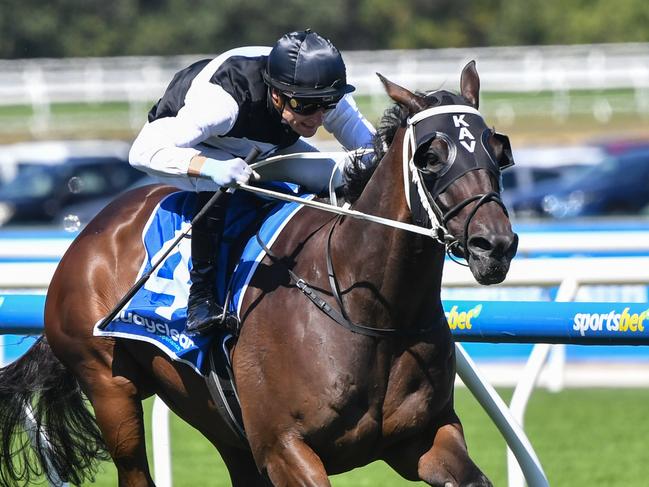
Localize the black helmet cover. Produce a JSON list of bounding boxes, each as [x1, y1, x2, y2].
[[263, 29, 355, 100]]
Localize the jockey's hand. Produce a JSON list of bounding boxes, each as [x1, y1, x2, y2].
[[199, 157, 260, 187]]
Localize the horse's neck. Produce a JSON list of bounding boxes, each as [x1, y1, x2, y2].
[[352, 130, 408, 220], [337, 133, 445, 326]]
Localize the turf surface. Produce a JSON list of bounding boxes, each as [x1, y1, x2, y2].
[[76, 386, 649, 486]]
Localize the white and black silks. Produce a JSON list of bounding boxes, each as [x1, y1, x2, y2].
[[129, 46, 375, 194], [402, 97, 514, 254]]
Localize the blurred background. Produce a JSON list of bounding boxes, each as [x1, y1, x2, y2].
[[0, 0, 648, 228], [1, 1, 649, 485], [0, 0, 649, 228]]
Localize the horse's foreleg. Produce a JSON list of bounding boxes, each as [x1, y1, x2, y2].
[[80, 372, 155, 487], [261, 435, 332, 487], [417, 422, 492, 487], [383, 418, 491, 487]]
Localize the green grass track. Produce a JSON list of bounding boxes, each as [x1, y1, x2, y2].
[[73, 387, 649, 486]]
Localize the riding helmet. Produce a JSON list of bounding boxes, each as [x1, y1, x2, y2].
[[263, 29, 355, 100]]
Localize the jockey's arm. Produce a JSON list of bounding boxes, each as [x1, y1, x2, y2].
[[323, 95, 376, 158], [255, 97, 377, 195], [129, 83, 240, 191]]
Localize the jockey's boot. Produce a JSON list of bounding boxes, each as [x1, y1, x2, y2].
[[185, 192, 238, 336]]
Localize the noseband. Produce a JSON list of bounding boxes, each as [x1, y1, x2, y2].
[[402, 104, 509, 260]]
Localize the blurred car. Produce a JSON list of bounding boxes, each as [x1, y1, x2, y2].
[[508, 147, 649, 218], [599, 138, 649, 156], [0, 140, 146, 226], [0, 140, 131, 185], [59, 175, 159, 228], [502, 144, 607, 194]]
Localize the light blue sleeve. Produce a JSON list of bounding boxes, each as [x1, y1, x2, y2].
[[323, 95, 376, 151]]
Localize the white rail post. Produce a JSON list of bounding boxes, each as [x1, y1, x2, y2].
[[24, 65, 51, 134], [543, 277, 579, 396], [152, 396, 172, 487], [505, 344, 552, 487], [455, 343, 549, 487], [506, 277, 579, 487]]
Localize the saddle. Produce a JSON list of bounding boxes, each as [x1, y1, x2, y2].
[[94, 184, 319, 441], [94, 183, 315, 375]]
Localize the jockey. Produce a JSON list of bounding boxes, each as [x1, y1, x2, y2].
[[129, 29, 376, 336]]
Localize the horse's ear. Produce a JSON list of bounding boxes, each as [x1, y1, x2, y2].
[[377, 73, 426, 115], [460, 60, 480, 109]]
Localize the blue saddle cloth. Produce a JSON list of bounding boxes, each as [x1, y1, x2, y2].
[[93, 184, 314, 375]]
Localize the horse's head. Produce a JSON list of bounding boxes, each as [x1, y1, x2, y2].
[[378, 61, 518, 284]]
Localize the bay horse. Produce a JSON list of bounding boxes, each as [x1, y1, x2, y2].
[[0, 61, 517, 486]]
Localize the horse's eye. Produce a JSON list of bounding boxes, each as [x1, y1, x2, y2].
[[417, 136, 454, 177], [420, 157, 452, 177], [425, 152, 439, 164]]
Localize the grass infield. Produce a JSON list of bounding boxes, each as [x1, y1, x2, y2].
[[1, 90, 647, 146], [76, 386, 649, 486]]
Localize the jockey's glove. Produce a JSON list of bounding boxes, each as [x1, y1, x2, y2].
[[199, 157, 260, 187]]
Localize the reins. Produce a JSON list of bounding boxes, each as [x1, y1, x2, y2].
[[238, 182, 437, 238], [255, 215, 438, 338], [241, 105, 507, 338]]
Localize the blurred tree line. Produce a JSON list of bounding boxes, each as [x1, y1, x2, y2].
[[1, 0, 648, 59]]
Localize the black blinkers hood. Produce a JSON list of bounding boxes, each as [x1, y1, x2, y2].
[[410, 100, 511, 198]]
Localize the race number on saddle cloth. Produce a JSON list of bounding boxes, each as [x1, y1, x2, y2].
[[93, 183, 314, 375]]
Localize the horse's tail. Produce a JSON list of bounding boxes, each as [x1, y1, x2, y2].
[[0, 337, 109, 486]]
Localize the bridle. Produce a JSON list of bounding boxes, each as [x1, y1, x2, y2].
[[255, 103, 513, 338], [401, 104, 510, 261]]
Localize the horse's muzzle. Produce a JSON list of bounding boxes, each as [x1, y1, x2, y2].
[[466, 231, 519, 284]]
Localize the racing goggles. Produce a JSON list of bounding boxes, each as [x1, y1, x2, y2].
[[285, 96, 339, 115]]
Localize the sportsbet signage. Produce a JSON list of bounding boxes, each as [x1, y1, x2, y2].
[[444, 301, 649, 345], [572, 307, 647, 336], [446, 304, 482, 330]]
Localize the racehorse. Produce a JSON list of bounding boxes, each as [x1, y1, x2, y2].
[[0, 60, 517, 486]]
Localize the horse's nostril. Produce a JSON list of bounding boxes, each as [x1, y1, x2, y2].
[[468, 236, 492, 252], [468, 233, 518, 257]]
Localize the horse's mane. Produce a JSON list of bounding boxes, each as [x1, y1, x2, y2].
[[342, 103, 404, 203], [343, 90, 462, 203]]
